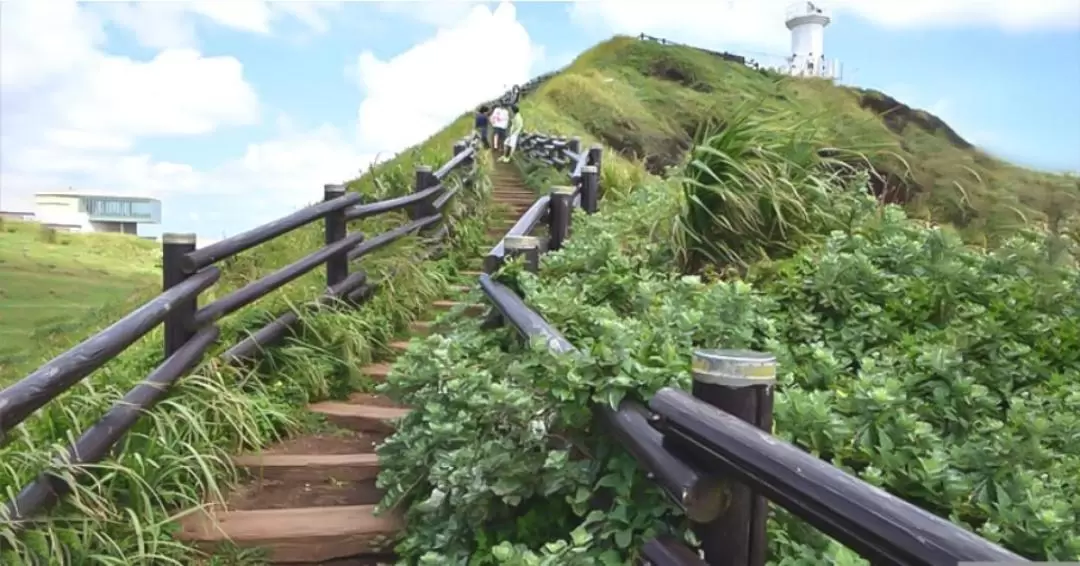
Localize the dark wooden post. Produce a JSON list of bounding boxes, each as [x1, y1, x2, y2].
[[588, 144, 603, 169], [548, 185, 574, 251], [412, 165, 438, 220], [581, 165, 600, 214], [323, 183, 348, 288], [162, 233, 198, 358], [482, 253, 503, 274], [503, 235, 540, 272], [568, 137, 581, 156], [688, 349, 776, 566]]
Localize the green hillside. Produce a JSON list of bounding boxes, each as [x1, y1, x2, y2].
[[0, 219, 160, 383], [3, 34, 1077, 566], [522, 36, 1078, 248], [373, 37, 1080, 564], [0, 119, 495, 564]]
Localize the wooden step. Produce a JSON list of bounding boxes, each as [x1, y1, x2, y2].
[[431, 300, 486, 316], [308, 403, 410, 433], [460, 270, 483, 277], [233, 453, 380, 483], [409, 320, 433, 336], [360, 362, 391, 381], [389, 340, 409, 353], [176, 505, 401, 563]]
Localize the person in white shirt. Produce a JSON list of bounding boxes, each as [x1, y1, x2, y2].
[[490, 104, 510, 151], [500, 105, 524, 163]]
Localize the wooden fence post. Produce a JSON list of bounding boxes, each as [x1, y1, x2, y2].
[[581, 165, 600, 214], [412, 165, 438, 220], [323, 183, 348, 289], [568, 137, 581, 156], [548, 185, 574, 251], [162, 233, 198, 358], [688, 349, 776, 566], [588, 144, 603, 170], [503, 235, 540, 272]]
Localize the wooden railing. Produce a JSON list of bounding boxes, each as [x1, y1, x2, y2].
[[0, 138, 479, 526], [473, 131, 1029, 566]]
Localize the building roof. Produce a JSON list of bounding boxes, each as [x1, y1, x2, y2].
[[34, 190, 160, 200]]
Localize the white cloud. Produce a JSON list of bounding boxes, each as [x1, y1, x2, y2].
[[568, 0, 1080, 55], [98, 0, 344, 50], [0, 0, 261, 215], [0, 0, 540, 240], [375, 0, 483, 29], [838, 0, 1080, 31], [352, 1, 542, 154]]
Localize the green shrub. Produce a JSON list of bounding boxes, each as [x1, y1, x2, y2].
[[376, 129, 1078, 564]]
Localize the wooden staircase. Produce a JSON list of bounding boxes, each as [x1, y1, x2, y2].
[[176, 160, 537, 564]]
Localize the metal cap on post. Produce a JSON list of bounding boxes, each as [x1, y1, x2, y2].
[[689, 348, 776, 566], [503, 234, 541, 273], [162, 233, 198, 358], [547, 185, 575, 251], [691, 349, 777, 388], [163, 232, 197, 246], [323, 183, 348, 289], [581, 165, 600, 214]]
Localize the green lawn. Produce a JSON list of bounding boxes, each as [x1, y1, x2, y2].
[[0, 219, 160, 383]]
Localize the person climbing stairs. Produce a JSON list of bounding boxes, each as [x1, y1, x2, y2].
[[175, 163, 537, 564]]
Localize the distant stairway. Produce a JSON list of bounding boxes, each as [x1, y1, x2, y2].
[[176, 161, 536, 564]]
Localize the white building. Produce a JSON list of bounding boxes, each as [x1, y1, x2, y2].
[[33, 191, 162, 235], [783, 2, 842, 80]]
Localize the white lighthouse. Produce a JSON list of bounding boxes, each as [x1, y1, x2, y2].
[[784, 2, 841, 80]]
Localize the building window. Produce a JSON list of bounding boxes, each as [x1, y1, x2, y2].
[[79, 197, 153, 220]]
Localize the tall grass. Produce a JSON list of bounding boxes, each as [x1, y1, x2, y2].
[[0, 128, 495, 565], [667, 103, 882, 272]]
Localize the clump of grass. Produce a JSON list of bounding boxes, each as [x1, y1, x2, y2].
[[666, 102, 870, 272]]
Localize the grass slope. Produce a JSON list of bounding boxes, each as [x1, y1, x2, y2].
[[0, 220, 160, 384], [1, 118, 496, 564], [371, 36, 1077, 565], [520, 36, 1078, 246]]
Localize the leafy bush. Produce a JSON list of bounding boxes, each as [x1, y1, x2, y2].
[[377, 152, 1079, 563]]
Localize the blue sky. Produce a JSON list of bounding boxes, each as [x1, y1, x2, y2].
[[1, 1, 1077, 243]]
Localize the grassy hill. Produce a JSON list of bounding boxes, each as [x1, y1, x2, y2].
[[0, 219, 160, 383], [373, 36, 1079, 564], [0, 120, 496, 564], [3, 34, 1077, 565], [521, 36, 1078, 248]]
